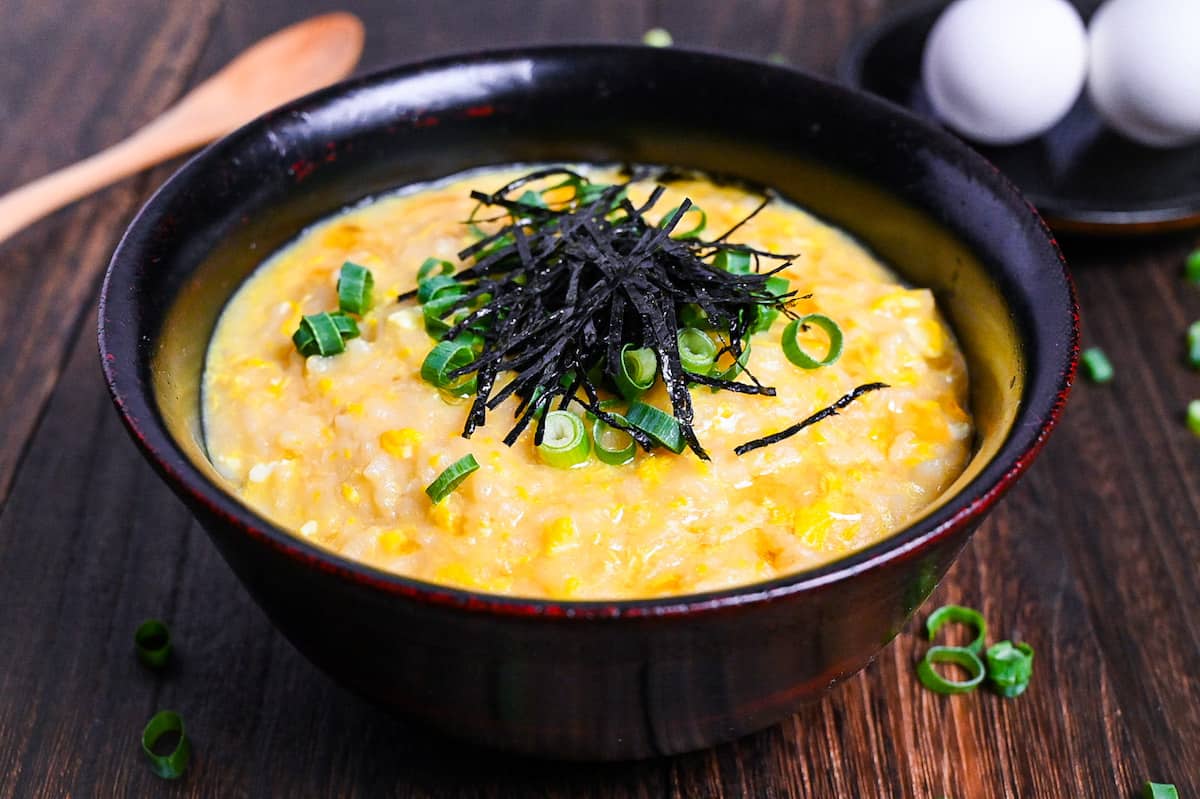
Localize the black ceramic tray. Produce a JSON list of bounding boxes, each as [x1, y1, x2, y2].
[[838, 0, 1200, 234]]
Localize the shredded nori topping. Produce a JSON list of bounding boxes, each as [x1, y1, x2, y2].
[[733, 382, 890, 455], [398, 167, 805, 459], [400, 167, 886, 458]]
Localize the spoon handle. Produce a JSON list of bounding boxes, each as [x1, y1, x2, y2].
[[0, 11, 364, 248], [0, 120, 195, 246]]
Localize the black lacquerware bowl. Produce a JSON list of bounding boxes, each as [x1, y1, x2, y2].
[[99, 47, 1077, 760]]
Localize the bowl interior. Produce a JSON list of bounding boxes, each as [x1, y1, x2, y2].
[[115, 47, 1071, 603]]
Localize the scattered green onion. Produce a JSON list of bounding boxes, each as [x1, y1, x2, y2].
[[422, 294, 465, 339], [417, 274, 464, 304], [418, 257, 455, 282], [752, 275, 791, 333], [425, 454, 480, 503], [678, 304, 711, 330], [714, 249, 753, 274], [626, 401, 686, 453], [517, 189, 545, 208], [336, 261, 374, 315], [329, 311, 360, 341], [615, 345, 658, 399], [678, 327, 718, 375], [985, 640, 1035, 697], [134, 620, 171, 669], [592, 414, 636, 465], [1145, 782, 1179, 799], [659, 205, 707, 240], [782, 314, 843, 369], [926, 604, 988, 655], [1081, 347, 1114, 384], [526, 386, 552, 420], [1186, 249, 1200, 283], [576, 182, 625, 208], [642, 27, 673, 47], [536, 410, 591, 468], [293, 312, 347, 357], [916, 646, 986, 694], [1187, 399, 1200, 438], [1187, 321, 1200, 369], [141, 710, 191, 779], [712, 342, 753, 388], [584, 398, 625, 421], [420, 339, 478, 396]]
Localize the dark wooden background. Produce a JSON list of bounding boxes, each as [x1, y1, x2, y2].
[[2, 1, 1197, 796]]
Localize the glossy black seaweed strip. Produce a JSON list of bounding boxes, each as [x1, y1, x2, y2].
[[733, 382, 890, 456], [404, 168, 801, 459]]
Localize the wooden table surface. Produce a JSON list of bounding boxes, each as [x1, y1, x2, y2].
[[2, 1, 1198, 796]]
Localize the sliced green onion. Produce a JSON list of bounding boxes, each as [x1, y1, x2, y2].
[[1186, 249, 1200, 283], [714, 249, 753, 274], [141, 710, 191, 779], [584, 398, 624, 421], [480, 233, 515, 257], [1187, 400, 1200, 438], [678, 304, 711, 330], [985, 640, 1034, 698], [418, 257, 455, 282], [926, 604, 988, 655], [293, 312, 346, 357], [134, 620, 171, 669], [659, 205, 707, 240], [782, 314, 843, 369], [517, 189, 545, 208], [536, 410, 591, 468], [1186, 321, 1200, 369], [336, 261, 374, 315], [453, 331, 485, 351], [615, 345, 657, 399], [417, 274, 464, 304], [422, 295, 465, 339], [425, 454, 480, 503], [766, 275, 791, 297], [626, 401, 685, 454], [526, 386, 552, 420], [1145, 782, 1179, 799], [328, 311, 360, 340], [592, 414, 636, 465], [575, 182, 625, 208], [916, 645, 986, 694], [642, 27, 673, 47], [1081, 347, 1114, 384], [712, 342, 753, 389], [753, 276, 791, 333], [677, 327, 718, 375], [420, 339, 477, 396], [576, 182, 605, 205]]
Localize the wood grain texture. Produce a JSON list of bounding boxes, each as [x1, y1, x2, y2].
[[0, 0, 224, 508], [0, 0, 1197, 796]]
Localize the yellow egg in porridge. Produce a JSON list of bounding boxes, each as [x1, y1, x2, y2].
[[202, 165, 973, 600]]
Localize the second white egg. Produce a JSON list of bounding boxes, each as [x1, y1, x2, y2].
[[1088, 0, 1200, 148]]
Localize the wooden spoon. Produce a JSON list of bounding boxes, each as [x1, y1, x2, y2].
[[0, 12, 365, 246]]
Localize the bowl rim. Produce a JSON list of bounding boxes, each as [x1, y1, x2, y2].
[[99, 43, 1079, 620]]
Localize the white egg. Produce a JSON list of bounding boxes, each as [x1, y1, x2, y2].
[[1087, 0, 1200, 148], [921, 0, 1088, 145]]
